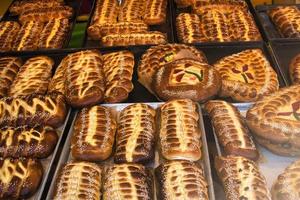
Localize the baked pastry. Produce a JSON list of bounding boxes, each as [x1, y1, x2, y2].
[[289, 53, 300, 84], [13, 21, 44, 51], [71, 105, 116, 161], [9, 56, 54, 97], [153, 58, 220, 101], [175, 0, 194, 8], [159, 99, 202, 161], [88, 22, 149, 40], [193, 0, 248, 9], [155, 160, 209, 200], [246, 85, 300, 156], [143, 0, 167, 25], [115, 103, 156, 164], [0, 57, 22, 97], [0, 158, 43, 199], [0, 126, 58, 158], [90, 0, 119, 25], [19, 6, 73, 23], [48, 61, 66, 95], [118, 0, 145, 23], [268, 6, 300, 38], [176, 13, 204, 44], [103, 163, 153, 200], [103, 51, 134, 103], [0, 93, 67, 128], [138, 44, 208, 93], [53, 161, 101, 200], [214, 49, 279, 102], [215, 156, 271, 200], [272, 159, 300, 200], [38, 19, 70, 49], [204, 100, 258, 160], [0, 21, 20, 51], [9, 0, 63, 15], [64, 50, 105, 108], [101, 31, 167, 47]]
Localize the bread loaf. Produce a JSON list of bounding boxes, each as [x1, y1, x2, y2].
[[48, 61, 66, 95], [90, 0, 119, 25], [118, 0, 145, 23], [9, 0, 63, 15], [0, 21, 20, 51], [143, 0, 167, 25], [289, 53, 300, 84]]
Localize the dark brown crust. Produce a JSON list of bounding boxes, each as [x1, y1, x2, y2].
[[48, 61, 66, 96], [0, 21, 20, 52], [289, 53, 300, 85]]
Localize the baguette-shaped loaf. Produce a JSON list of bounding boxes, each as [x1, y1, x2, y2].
[[204, 100, 258, 160], [115, 103, 156, 164], [0, 158, 43, 199], [103, 51, 134, 103], [19, 6, 73, 23], [38, 19, 70, 49], [101, 31, 167, 47], [0, 21, 20, 51], [160, 99, 202, 161], [48, 61, 66, 95], [71, 105, 116, 161], [64, 50, 105, 107], [53, 161, 101, 200], [9, 56, 54, 97], [118, 0, 145, 22], [0, 126, 58, 158], [103, 163, 153, 200], [0, 57, 22, 97], [0, 93, 67, 128], [13, 21, 44, 51], [90, 0, 119, 25], [215, 156, 271, 200], [155, 160, 209, 200], [143, 0, 167, 25], [9, 0, 63, 15], [289, 53, 300, 84]]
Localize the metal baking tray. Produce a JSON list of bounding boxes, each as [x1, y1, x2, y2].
[[46, 102, 215, 200], [255, 4, 300, 43], [82, 0, 175, 49], [270, 41, 300, 85], [207, 103, 299, 199], [0, 0, 82, 54]]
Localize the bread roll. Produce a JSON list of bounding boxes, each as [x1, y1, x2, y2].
[[53, 161, 101, 200], [9, 56, 54, 97], [103, 163, 153, 200], [156, 160, 209, 200], [90, 0, 119, 25], [0, 57, 22, 97], [204, 100, 258, 160], [0, 21, 20, 51], [289, 53, 300, 85], [48, 61, 66, 95], [0, 158, 43, 199], [103, 51, 134, 103], [71, 105, 116, 161], [115, 103, 156, 164], [0, 126, 58, 158], [9, 0, 63, 15], [143, 0, 167, 25], [159, 99, 202, 161], [118, 0, 145, 23]]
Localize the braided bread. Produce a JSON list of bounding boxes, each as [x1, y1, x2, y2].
[[289, 53, 300, 84], [48, 61, 66, 95], [0, 21, 20, 51], [90, 0, 119, 25], [143, 0, 167, 25], [9, 0, 63, 15], [118, 0, 145, 23]]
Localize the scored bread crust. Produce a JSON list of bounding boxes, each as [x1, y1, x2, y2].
[[90, 0, 119, 25], [289, 53, 300, 84], [118, 0, 145, 23], [143, 0, 167, 25], [246, 85, 300, 156], [48, 60, 66, 96], [0, 21, 20, 52], [213, 49, 279, 102], [9, 0, 63, 15]]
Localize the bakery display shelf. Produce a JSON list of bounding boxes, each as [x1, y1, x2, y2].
[[82, 0, 175, 48], [208, 103, 299, 200], [270, 41, 300, 85], [255, 4, 300, 43], [46, 102, 215, 200]]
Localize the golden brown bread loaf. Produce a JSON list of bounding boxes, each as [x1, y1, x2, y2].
[[159, 99, 202, 161], [143, 0, 167, 25], [9, 0, 63, 15], [214, 49, 279, 102], [48, 61, 66, 95], [0, 93, 67, 128], [138, 44, 207, 93], [193, 0, 248, 9], [64, 50, 105, 108], [118, 0, 145, 23], [0, 126, 58, 158], [204, 100, 258, 160], [0, 158, 43, 199], [115, 103, 156, 164], [268, 6, 300, 38], [153, 58, 220, 101], [38, 19, 70, 49], [103, 51, 134, 103], [103, 163, 153, 200], [0, 57, 22, 97], [101, 31, 167, 47], [71, 105, 116, 161], [289, 53, 300, 84], [90, 0, 119, 25], [9, 56, 54, 97], [271, 159, 300, 200], [0, 21, 20, 52], [246, 85, 300, 156], [155, 160, 209, 200], [215, 156, 271, 200], [53, 161, 101, 200]]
